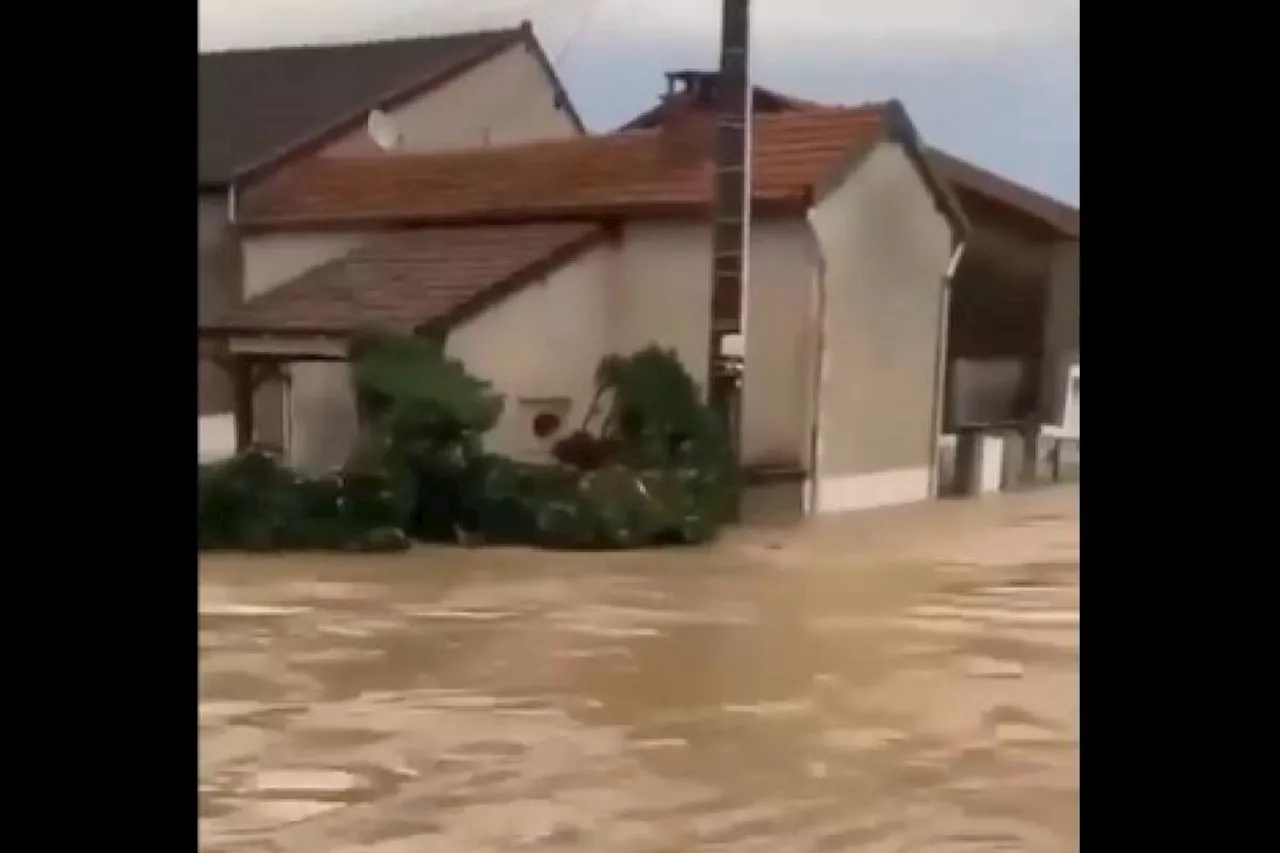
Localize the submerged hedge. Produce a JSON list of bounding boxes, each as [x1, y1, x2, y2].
[[198, 449, 410, 552], [198, 337, 738, 553], [198, 450, 731, 552]]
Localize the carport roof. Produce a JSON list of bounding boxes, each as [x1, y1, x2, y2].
[[926, 148, 1078, 240]]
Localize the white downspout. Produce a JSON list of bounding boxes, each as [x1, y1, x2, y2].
[[803, 211, 828, 516], [226, 181, 238, 224], [946, 242, 966, 281], [740, 36, 754, 355], [928, 241, 966, 497]]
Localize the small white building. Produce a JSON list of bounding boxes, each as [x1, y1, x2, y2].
[[201, 98, 970, 519], [199, 23, 585, 424]]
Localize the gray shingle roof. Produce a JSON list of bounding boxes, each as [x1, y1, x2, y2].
[[198, 28, 522, 188]]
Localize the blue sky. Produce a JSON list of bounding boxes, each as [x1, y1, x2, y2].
[[199, 0, 1079, 205]]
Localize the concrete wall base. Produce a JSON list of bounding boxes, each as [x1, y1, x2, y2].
[[813, 467, 932, 514], [741, 481, 807, 527]]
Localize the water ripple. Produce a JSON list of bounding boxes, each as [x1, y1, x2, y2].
[[200, 487, 1079, 852]]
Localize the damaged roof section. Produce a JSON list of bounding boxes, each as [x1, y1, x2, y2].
[[202, 222, 608, 338], [616, 77, 825, 132]]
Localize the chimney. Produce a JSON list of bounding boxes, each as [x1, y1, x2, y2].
[[658, 74, 715, 164], [665, 70, 720, 108]]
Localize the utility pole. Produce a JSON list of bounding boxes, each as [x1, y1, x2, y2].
[[708, 0, 751, 465]]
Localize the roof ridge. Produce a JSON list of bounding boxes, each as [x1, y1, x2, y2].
[[199, 25, 521, 58], [290, 104, 885, 169], [239, 106, 921, 231]]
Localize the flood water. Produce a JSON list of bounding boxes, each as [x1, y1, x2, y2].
[[200, 486, 1079, 853]]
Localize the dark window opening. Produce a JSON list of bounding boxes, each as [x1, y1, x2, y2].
[[532, 411, 562, 438]]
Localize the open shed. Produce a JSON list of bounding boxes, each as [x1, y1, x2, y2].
[[929, 149, 1078, 483]]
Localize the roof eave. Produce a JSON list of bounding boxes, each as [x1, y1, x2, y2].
[[238, 193, 809, 234], [199, 325, 350, 339], [927, 147, 1078, 241]]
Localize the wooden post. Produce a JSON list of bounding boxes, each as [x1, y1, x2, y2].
[[710, 0, 751, 336], [709, 0, 751, 513], [1019, 421, 1040, 486], [953, 427, 980, 496], [231, 356, 254, 451]]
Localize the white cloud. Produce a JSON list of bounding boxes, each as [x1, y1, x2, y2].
[[199, 0, 1078, 52]]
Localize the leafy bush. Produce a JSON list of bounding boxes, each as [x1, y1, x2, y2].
[[198, 447, 409, 552], [347, 330, 503, 543], [350, 330, 502, 439], [557, 346, 740, 534], [515, 347, 739, 548], [352, 339, 738, 550]]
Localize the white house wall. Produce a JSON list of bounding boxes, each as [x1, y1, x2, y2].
[[240, 230, 367, 300], [611, 221, 712, 387], [808, 141, 955, 513], [740, 218, 820, 470], [447, 243, 612, 461], [611, 218, 817, 471], [238, 229, 369, 467], [320, 40, 581, 157]]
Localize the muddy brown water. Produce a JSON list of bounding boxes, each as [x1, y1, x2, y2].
[[200, 486, 1078, 852]]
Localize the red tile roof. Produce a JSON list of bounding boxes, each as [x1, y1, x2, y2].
[[239, 106, 894, 230], [201, 222, 607, 337], [619, 73, 1076, 241]]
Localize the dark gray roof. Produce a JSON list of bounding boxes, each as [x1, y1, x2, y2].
[[198, 27, 524, 189], [925, 148, 1079, 240]]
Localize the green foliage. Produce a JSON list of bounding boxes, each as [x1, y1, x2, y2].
[[349, 330, 503, 439], [346, 338, 737, 550], [198, 448, 409, 552], [592, 346, 740, 526], [536, 347, 739, 547], [347, 329, 503, 542], [526, 466, 722, 549], [198, 335, 738, 555]]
